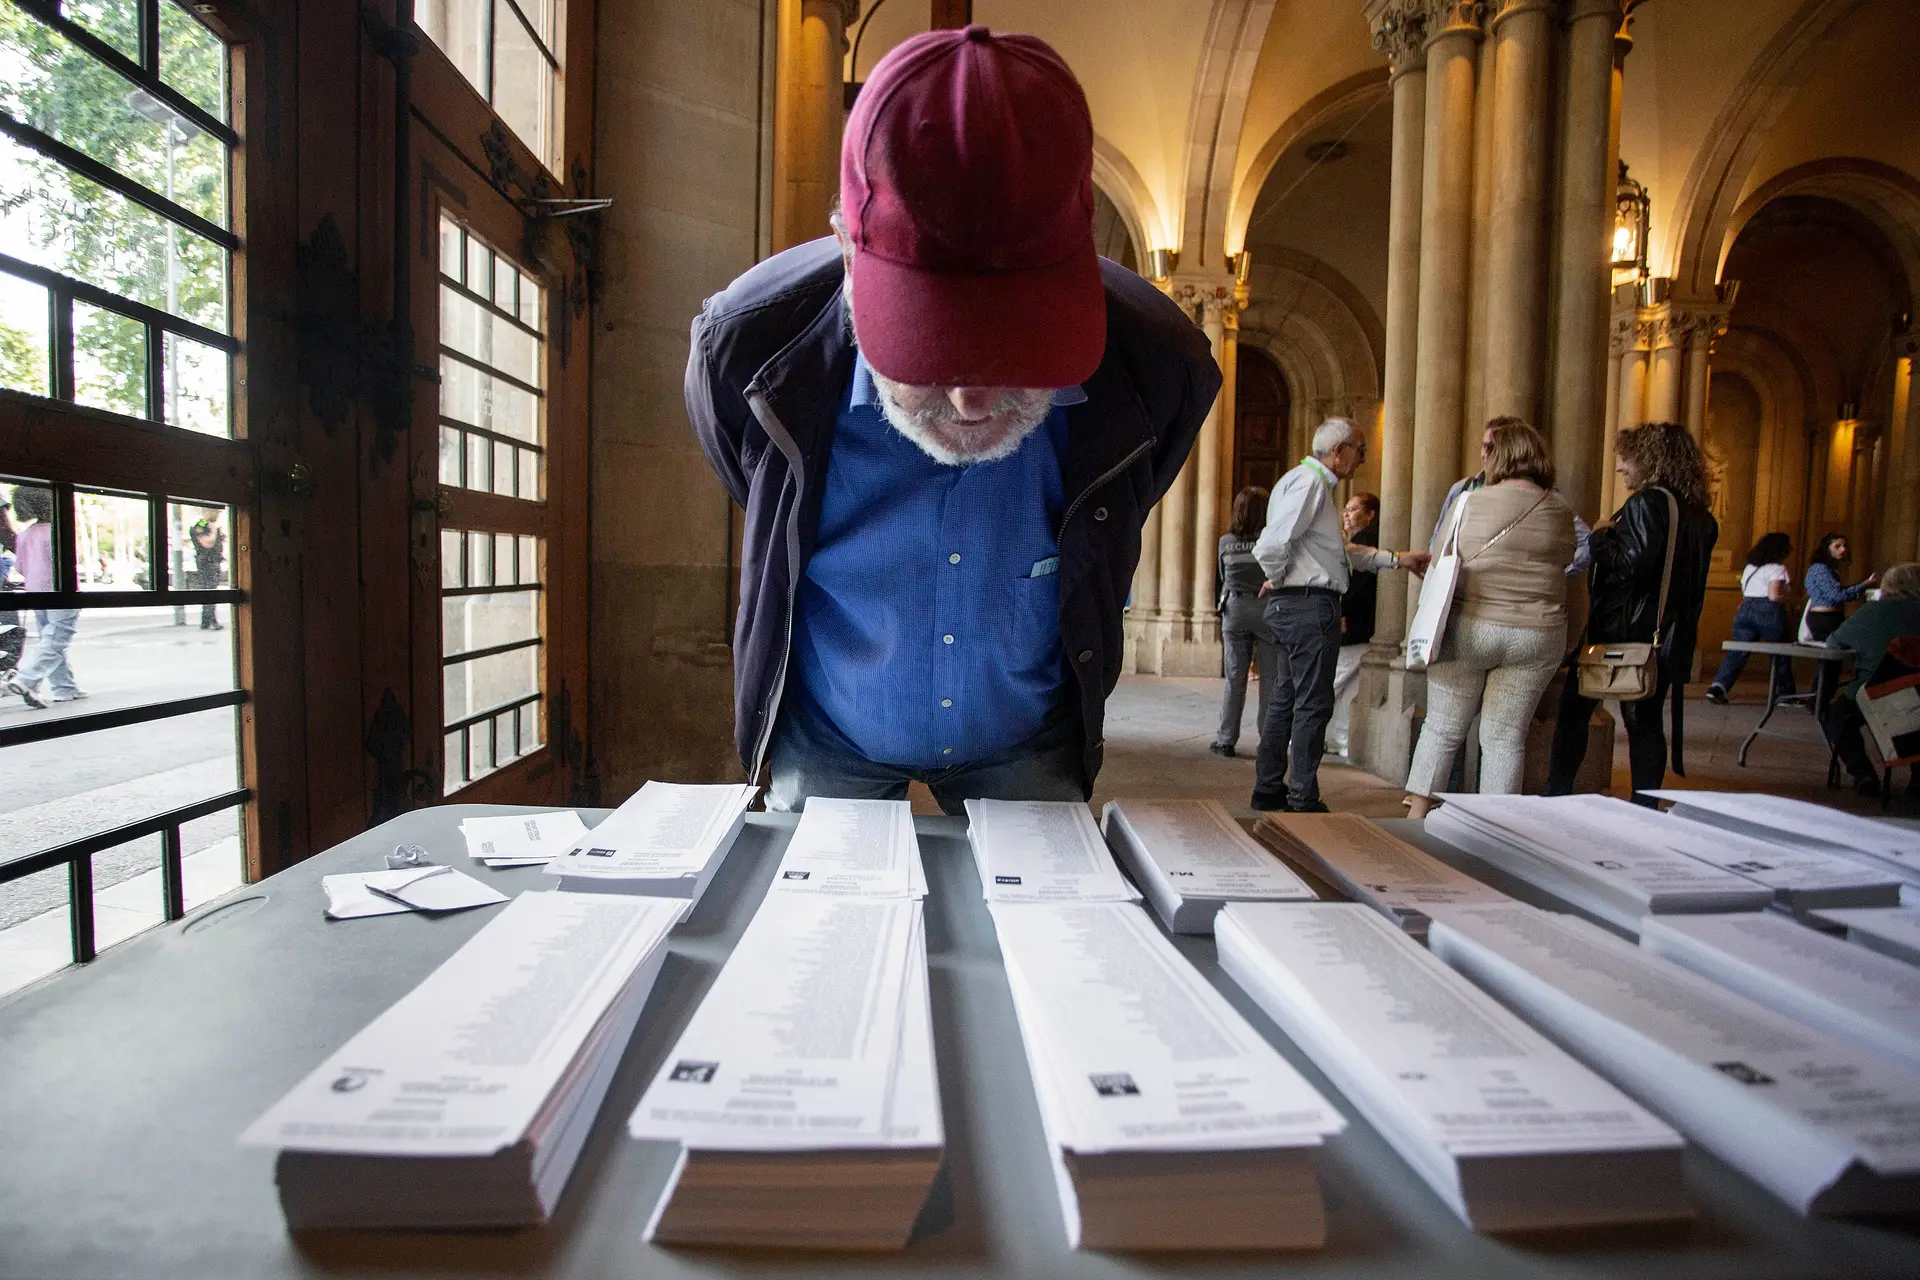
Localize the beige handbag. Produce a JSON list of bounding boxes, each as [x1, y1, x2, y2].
[[1576, 487, 1678, 702]]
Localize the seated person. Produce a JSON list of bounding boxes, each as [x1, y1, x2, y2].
[[1824, 562, 1920, 795]]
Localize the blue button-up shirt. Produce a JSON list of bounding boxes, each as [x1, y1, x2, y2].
[[791, 356, 1085, 768]]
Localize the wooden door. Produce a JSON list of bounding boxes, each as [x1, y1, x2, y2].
[[1233, 345, 1290, 496]]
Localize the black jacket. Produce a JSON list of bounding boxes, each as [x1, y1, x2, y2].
[[1587, 486, 1718, 677], [685, 237, 1221, 788], [1343, 523, 1379, 645]]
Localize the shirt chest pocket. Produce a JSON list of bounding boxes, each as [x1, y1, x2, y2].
[[1002, 566, 1062, 662]]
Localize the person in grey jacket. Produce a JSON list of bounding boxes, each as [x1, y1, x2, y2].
[[1211, 486, 1277, 758]]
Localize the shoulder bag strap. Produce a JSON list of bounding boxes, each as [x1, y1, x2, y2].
[[1440, 488, 1471, 556], [1650, 486, 1680, 637], [1463, 489, 1551, 565]]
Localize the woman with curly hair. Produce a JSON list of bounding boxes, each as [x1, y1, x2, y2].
[[1545, 422, 1719, 805]]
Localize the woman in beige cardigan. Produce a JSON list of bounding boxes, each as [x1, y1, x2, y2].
[[1405, 422, 1577, 817]]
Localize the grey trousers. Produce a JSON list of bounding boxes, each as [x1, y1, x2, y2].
[[1215, 593, 1279, 749], [1252, 591, 1342, 808], [1405, 615, 1566, 799]]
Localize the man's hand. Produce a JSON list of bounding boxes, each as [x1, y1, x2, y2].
[[1398, 551, 1432, 575], [1258, 581, 1274, 596]]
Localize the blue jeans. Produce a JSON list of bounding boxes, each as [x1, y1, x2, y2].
[[15, 609, 80, 697], [1710, 598, 1792, 694], [767, 692, 1085, 815]]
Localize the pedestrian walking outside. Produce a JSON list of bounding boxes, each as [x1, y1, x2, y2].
[[1211, 485, 1278, 758], [1249, 418, 1429, 813], [191, 512, 226, 630], [4, 486, 85, 709]]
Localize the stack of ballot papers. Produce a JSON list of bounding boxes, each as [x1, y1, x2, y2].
[[242, 891, 682, 1228], [964, 799, 1140, 903], [1553, 795, 1900, 913], [1807, 905, 1920, 968], [1217, 902, 1688, 1233], [1428, 902, 1920, 1216], [546, 781, 756, 902], [1101, 799, 1314, 933], [632, 799, 940, 1251], [1646, 790, 1920, 890], [1428, 794, 1772, 932], [460, 810, 589, 868], [321, 865, 507, 919], [1256, 812, 1512, 937], [1640, 913, 1920, 1074], [989, 900, 1345, 1250]]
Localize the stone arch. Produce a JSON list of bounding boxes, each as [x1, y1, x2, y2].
[[1663, 0, 1869, 294], [1710, 327, 1821, 559], [1091, 135, 1166, 259], [1177, 0, 1280, 270], [1225, 68, 1390, 259], [1237, 250, 1384, 459], [1722, 160, 1920, 313]]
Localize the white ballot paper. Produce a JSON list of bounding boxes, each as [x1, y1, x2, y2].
[[630, 892, 938, 1151], [1555, 795, 1900, 912], [1102, 799, 1312, 933], [1645, 790, 1920, 887], [547, 781, 756, 898], [989, 900, 1345, 1250], [461, 810, 589, 866], [1258, 812, 1510, 934], [1217, 901, 1684, 1231], [1808, 906, 1920, 969], [244, 891, 682, 1157], [767, 798, 925, 900], [1428, 901, 1920, 1216], [1641, 913, 1920, 1075], [965, 799, 1140, 903], [1430, 794, 1771, 931], [322, 866, 507, 919]]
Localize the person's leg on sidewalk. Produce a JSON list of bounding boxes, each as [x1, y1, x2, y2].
[[1327, 642, 1367, 756], [1270, 593, 1341, 811], [1404, 631, 1492, 806], [1544, 674, 1598, 795], [1253, 632, 1281, 742], [36, 609, 80, 698], [1475, 625, 1565, 795], [1215, 615, 1253, 751], [1709, 601, 1761, 695], [1619, 669, 1674, 805], [1251, 598, 1301, 808]]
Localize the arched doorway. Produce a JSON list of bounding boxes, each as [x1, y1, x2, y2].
[[1233, 346, 1290, 495]]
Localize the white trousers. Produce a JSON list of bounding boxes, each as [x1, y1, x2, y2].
[[1405, 616, 1566, 798], [1325, 643, 1369, 755]]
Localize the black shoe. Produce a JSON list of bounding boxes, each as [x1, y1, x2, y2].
[[1286, 800, 1331, 814], [1209, 743, 1235, 758], [1249, 791, 1287, 812], [1704, 685, 1728, 705], [1857, 775, 1883, 798]]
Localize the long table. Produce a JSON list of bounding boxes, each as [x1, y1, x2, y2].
[[3, 805, 1919, 1279]]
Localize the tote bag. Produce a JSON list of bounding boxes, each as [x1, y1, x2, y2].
[[1405, 494, 1468, 671]]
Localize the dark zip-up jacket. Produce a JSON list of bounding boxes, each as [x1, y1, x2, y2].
[[685, 237, 1221, 790]]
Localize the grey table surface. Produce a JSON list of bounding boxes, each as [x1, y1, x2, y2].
[[4, 806, 1920, 1280], [1720, 640, 1855, 659]]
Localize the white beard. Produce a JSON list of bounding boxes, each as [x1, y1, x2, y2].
[[872, 380, 1055, 467]]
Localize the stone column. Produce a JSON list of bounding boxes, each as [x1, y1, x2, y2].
[[1368, 0, 1429, 649], [1646, 310, 1684, 423], [1545, 0, 1624, 519], [1677, 308, 1726, 438], [1882, 350, 1920, 564], [1172, 277, 1239, 637], [1156, 457, 1194, 640], [773, 0, 857, 251], [1409, 0, 1483, 569], [1484, 0, 1553, 423]]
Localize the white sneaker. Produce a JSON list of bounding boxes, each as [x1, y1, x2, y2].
[[50, 688, 88, 703]]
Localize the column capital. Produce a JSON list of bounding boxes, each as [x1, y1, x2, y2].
[[1610, 311, 1651, 356], [1167, 274, 1242, 330], [1668, 303, 1732, 347], [1366, 0, 1431, 73], [1422, 0, 1487, 44], [1489, 0, 1555, 33]]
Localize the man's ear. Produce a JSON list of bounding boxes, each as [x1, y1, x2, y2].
[[829, 210, 854, 276]]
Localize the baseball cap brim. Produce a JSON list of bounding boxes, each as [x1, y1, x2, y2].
[[849, 245, 1107, 389]]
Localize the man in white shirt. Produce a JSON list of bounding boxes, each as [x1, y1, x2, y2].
[[1250, 418, 1429, 811]]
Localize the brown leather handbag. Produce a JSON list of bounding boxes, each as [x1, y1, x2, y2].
[[1576, 487, 1678, 702]]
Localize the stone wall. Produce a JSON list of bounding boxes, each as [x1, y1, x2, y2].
[[588, 0, 770, 797]]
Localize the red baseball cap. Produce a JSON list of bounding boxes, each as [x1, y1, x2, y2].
[[840, 25, 1106, 389]]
